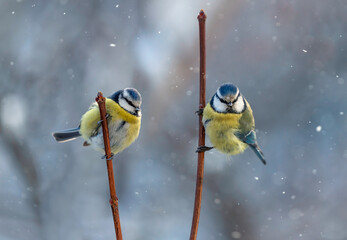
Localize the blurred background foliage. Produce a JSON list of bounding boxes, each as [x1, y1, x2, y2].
[[0, 0, 347, 239]]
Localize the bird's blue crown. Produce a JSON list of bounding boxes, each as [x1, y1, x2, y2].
[[125, 88, 142, 102], [109, 88, 142, 103], [218, 83, 238, 97], [109, 90, 122, 103]]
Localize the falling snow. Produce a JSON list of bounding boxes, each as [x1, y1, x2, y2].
[[1, 2, 347, 240], [231, 231, 241, 239], [316, 125, 322, 132]]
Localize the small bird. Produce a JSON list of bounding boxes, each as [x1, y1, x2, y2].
[[53, 88, 142, 155], [197, 83, 266, 165]]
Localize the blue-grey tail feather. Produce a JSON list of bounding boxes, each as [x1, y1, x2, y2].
[[52, 128, 81, 142], [249, 144, 266, 165], [236, 130, 266, 165]]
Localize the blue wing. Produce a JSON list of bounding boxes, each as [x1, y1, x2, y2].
[[236, 130, 266, 165]]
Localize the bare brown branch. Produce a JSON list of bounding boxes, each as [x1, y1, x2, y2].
[[96, 92, 123, 240], [190, 9, 207, 240]]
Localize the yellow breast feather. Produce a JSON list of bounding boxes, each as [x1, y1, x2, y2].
[[107, 98, 141, 154], [79, 103, 100, 140], [80, 98, 141, 141], [203, 103, 248, 155], [105, 99, 140, 124]]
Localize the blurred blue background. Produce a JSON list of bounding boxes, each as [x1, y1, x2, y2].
[[1, 0, 347, 239]]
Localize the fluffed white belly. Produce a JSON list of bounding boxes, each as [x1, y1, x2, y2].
[[89, 119, 129, 153]]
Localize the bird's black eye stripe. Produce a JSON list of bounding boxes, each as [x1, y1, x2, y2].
[[231, 92, 241, 104], [216, 92, 240, 104], [122, 95, 137, 108], [216, 93, 229, 104]]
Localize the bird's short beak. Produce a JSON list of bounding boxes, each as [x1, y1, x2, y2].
[[227, 102, 233, 107], [135, 107, 141, 111]]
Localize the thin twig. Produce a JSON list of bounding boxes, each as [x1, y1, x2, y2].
[[96, 92, 123, 240], [190, 9, 207, 240]]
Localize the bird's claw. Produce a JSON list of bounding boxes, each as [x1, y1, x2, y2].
[[195, 109, 204, 116], [98, 113, 110, 125], [196, 146, 214, 153], [102, 153, 114, 161]]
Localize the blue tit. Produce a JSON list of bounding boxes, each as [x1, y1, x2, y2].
[[197, 83, 266, 165], [53, 88, 142, 155]]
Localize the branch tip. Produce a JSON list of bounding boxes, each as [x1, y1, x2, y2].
[[197, 9, 207, 20], [96, 92, 105, 103]]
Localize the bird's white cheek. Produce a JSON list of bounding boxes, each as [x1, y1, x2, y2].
[[233, 97, 244, 113], [119, 98, 135, 113], [213, 96, 227, 112]]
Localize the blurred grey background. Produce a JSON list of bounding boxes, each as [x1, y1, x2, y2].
[[1, 0, 347, 239]]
